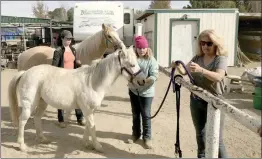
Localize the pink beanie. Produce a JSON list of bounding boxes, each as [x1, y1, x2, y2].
[[134, 36, 148, 48]]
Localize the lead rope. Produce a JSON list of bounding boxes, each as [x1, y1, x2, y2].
[[135, 60, 195, 158], [174, 74, 182, 158], [135, 67, 175, 120], [172, 61, 195, 158]]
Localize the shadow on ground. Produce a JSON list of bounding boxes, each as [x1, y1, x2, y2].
[[1, 107, 169, 158], [104, 96, 130, 102], [224, 91, 261, 116]]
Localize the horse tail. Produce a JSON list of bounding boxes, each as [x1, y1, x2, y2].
[[8, 71, 25, 127]]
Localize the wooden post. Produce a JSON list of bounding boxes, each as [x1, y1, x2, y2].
[[22, 23, 26, 51], [50, 20, 54, 48], [205, 102, 220, 158]]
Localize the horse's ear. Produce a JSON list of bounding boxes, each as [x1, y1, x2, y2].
[[102, 24, 106, 31], [128, 45, 135, 52]]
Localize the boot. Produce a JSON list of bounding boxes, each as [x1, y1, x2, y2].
[[77, 119, 86, 126], [144, 139, 152, 149], [125, 135, 140, 144], [59, 122, 67, 128]]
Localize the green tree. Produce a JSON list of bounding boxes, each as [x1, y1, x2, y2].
[[235, 0, 252, 12], [183, 0, 252, 13], [67, 7, 74, 22], [149, 0, 171, 9], [47, 11, 54, 19], [48, 6, 68, 21], [32, 1, 49, 18], [134, 9, 144, 19]]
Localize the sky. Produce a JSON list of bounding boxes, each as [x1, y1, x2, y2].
[[1, 1, 190, 17]]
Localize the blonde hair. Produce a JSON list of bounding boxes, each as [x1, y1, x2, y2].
[[196, 29, 228, 57], [135, 47, 153, 59]]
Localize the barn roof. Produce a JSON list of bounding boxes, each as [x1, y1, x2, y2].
[[239, 13, 261, 21], [1, 15, 50, 24], [1, 15, 73, 27], [136, 9, 239, 20]]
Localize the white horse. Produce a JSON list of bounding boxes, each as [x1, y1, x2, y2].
[[17, 23, 124, 71], [8, 46, 147, 152]]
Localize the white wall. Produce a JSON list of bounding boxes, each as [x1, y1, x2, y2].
[[140, 14, 155, 52], [156, 12, 238, 67]]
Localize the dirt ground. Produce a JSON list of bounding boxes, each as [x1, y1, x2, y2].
[[1, 62, 261, 158]]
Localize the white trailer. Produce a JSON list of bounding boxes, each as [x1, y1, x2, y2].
[[73, 1, 134, 46]]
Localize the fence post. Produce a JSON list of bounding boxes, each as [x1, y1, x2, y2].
[[22, 23, 27, 51], [205, 102, 220, 158], [50, 20, 54, 48]]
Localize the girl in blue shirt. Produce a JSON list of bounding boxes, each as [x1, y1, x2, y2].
[[126, 36, 159, 149]]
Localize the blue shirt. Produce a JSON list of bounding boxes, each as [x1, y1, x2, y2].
[[128, 56, 159, 97]]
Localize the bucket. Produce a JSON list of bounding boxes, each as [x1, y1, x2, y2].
[[253, 76, 262, 87], [254, 87, 262, 96], [253, 92, 262, 110]]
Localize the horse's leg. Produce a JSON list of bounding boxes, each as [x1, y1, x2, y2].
[[83, 122, 92, 149], [76, 98, 92, 149], [80, 106, 102, 152], [79, 108, 92, 150], [34, 98, 49, 144], [85, 109, 103, 152], [17, 100, 32, 152]]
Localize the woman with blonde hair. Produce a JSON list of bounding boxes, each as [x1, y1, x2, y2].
[[174, 29, 228, 158]]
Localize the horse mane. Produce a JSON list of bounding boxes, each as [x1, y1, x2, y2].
[[74, 30, 105, 59], [77, 50, 120, 88]]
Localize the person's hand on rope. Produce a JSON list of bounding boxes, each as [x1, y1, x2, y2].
[[171, 60, 186, 75], [189, 62, 203, 73], [142, 78, 154, 86]]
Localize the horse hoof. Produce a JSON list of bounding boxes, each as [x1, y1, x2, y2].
[[19, 143, 27, 152], [85, 142, 94, 150], [35, 136, 50, 144], [94, 143, 103, 153], [40, 138, 50, 144]]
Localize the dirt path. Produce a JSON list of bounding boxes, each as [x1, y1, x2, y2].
[[1, 65, 261, 158]]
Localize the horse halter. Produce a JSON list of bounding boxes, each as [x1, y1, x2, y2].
[[117, 51, 143, 83]]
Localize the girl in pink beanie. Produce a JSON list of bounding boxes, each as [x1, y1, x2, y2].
[[126, 35, 159, 149]]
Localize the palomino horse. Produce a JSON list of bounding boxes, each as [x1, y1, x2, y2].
[[17, 23, 125, 71], [8, 46, 147, 152]]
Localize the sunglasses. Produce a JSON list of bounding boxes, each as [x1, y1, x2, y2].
[[200, 41, 213, 47]]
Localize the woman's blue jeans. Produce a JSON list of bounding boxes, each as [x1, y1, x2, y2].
[[58, 109, 83, 122], [190, 95, 227, 158], [129, 90, 153, 140]]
